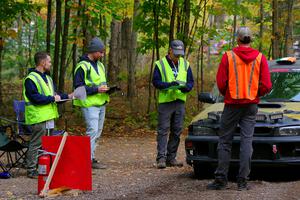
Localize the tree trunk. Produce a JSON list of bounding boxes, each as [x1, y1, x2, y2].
[[231, 0, 239, 48], [207, 13, 213, 69], [0, 37, 3, 104], [169, 0, 177, 43], [272, 0, 280, 59], [196, 44, 200, 110], [53, 0, 62, 86], [58, 0, 71, 92], [259, 0, 264, 52], [127, 0, 139, 100], [153, 0, 160, 60], [27, 21, 33, 68], [283, 0, 294, 57], [34, 16, 39, 52], [81, 2, 90, 53], [200, 0, 207, 94], [17, 17, 25, 79], [176, 7, 182, 35], [147, 45, 155, 115], [100, 15, 107, 67], [46, 0, 52, 53], [121, 18, 131, 73], [186, 0, 205, 59], [72, 0, 81, 80], [108, 19, 121, 84], [121, 18, 132, 95], [183, 0, 190, 49]]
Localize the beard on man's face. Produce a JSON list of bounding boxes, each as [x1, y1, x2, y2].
[[44, 65, 51, 75]]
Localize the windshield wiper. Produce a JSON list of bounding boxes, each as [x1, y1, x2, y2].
[[264, 98, 292, 102]]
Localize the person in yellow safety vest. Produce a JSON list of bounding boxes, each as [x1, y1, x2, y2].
[[207, 27, 272, 191], [23, 52, 74, 179], [152, 40, 194, 169], [73, 37, 109, 169]]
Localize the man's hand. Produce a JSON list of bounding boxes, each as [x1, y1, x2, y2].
[[179, 86, 189, 93], [54, 95, 61, 102], [98, 85, 109, 93], [68, 92, 74, 99]]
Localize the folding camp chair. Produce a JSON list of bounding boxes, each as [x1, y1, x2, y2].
[[0, 125, 27, 176], [0, 100, 32, 176], [13, 100, 32, 144], [14, 100, 65, 136]]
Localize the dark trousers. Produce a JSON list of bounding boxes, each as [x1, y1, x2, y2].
[[156, 101, 185, 162], [215, 104, 257, 180]]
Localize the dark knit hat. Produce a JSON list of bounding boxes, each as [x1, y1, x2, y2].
[[87, 37, 105, 53]]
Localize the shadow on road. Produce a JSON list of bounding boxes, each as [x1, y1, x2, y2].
[[250, 166, 300, 182], [190, 165, 300, 182]]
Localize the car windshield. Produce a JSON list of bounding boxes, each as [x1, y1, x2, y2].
[[262, 71, 300, 102]]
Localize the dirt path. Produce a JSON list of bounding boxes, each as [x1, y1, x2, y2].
[[1, 132, 300, 200]]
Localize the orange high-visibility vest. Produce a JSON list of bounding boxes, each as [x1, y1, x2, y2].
[[226, 51, 262, 100]]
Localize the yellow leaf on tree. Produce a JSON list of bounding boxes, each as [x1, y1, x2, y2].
[[7, 29, 17, 39], [40, 7, 47, 15]]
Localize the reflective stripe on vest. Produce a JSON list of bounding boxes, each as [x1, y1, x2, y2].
[[23, 72, 59, 125], [155, 57, 189, 103], [227, 51, 262, 100], [73, 60, 109, 107]]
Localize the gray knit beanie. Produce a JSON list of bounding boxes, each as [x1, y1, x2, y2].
[[87, 37, 105, 53]]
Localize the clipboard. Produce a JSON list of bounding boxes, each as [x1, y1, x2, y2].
[[106, 86, 121, 94]]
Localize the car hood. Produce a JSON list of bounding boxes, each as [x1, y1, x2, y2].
[[191, 102, 300, 123]]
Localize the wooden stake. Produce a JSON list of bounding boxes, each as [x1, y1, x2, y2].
[[39, 132, 68, 198]]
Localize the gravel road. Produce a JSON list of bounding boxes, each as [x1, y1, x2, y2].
[[1, 131, 300, 200]]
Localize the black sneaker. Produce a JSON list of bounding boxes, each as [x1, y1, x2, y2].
[[237, 178, 250, 191], [207, 179, 228, 190], [166, 159, 183, 167], [27, 170, 38, 179], [157, 159, 166, 169]]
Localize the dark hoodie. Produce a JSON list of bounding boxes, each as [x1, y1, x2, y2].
[[24, 68, 68, 105], [73, 54, 100, 95], [216, 46, 272, 105]]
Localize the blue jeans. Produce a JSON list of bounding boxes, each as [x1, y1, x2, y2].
[[82, 106, 106, 160]]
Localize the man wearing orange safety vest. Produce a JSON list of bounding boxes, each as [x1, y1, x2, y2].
[[207, 27, 272, 191]]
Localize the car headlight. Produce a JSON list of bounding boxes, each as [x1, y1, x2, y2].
[[274, 126, 300, 136], [269, 112, 283, 122], [208, 111, 222, 121], [190, 126, 217, 136], [256, 114, 267, 122]]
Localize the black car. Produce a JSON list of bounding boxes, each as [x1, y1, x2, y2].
[[185, 58, 300, 177]]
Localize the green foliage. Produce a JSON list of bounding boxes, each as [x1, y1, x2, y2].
[[117, 71, 128, 82], [147, 111, 158, 130], [135, 0, 170, 54], [0, 0, 37, 37]]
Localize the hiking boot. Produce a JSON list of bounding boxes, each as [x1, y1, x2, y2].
[[237, 178, 250, 191], [166, 159, 183, 167], [207, 178, 228, 190], [92, 159, 107, 169], [27, 170, 38, 179], [157, 159, 166, 169]]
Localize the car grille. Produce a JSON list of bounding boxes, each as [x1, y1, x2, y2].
[[233, 127, 274, 136], [193, 141, 300, 160]]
